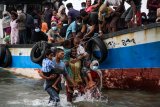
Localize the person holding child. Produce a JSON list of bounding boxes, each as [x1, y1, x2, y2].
[[39, 48, 74, 105]]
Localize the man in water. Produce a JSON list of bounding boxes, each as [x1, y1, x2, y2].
[[39, 48, 74, 105]]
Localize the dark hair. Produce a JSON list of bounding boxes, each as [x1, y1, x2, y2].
[[16, 5, 23, 10], [81, 2, 86, 6], [76, 16, 82, 21], [62, 40, 71, 48], [45, 49, 53, 57], [80, 10, 88, 17], [11, 11, 18, 18], [55, 48, 64, 54], [66, 3, 73, 9]]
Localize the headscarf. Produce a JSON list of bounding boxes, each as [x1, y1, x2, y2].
[[57, 5, 66, 16]]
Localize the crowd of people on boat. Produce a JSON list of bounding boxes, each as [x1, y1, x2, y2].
[[0, 0, 160, 105], [0, 0, 160, 45]]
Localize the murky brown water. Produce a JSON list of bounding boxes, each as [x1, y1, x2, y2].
[[0, 68, 160, 107]]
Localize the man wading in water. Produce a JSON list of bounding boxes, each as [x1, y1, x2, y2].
[[38, 48, 74, 105]]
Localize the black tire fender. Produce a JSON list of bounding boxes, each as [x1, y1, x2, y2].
[[30, 41, 49, 64], [0, 46, 12, 67], [87, 37, 108, 63], [0, 45, 5, 64]]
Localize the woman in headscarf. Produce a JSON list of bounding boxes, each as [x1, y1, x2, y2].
[[2, 11, 11, 38], [57, 5, 68, 23]]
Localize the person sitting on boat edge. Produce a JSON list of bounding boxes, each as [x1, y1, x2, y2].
[[47, 22, 64, 43]]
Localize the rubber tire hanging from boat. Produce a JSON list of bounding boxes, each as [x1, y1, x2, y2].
[[87, 37, 108, 63], [30, 41, 49, 64], [0, 45, 5, 63], [0, 45, 12, 67]]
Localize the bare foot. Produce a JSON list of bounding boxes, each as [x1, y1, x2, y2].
[[88, 81, 96, 89]]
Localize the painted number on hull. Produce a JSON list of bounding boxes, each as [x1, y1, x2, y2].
[[106, 38, 136, 48], [122, 39, 136, 46]]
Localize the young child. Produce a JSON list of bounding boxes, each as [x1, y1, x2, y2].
[[41, 49, 61, 91], [51, 10, 61, 24], [10, 11, 19, 44]]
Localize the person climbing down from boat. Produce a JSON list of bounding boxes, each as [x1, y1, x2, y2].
[[121, 0, 142, 28], [80, 10, 98, 39], [39, 48, 74, 105], [70, 37, 97, 90], [98, 0, 114, 34], [66, 3, 80, 24], [61, 40, 76, 102], [10, 11, 19, 44], [47, 22, 64, 43], [65, 16, 82, 40]]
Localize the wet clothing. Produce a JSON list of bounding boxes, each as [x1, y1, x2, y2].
[[42, 58, 55, 73], [43, 59, 67, 102]]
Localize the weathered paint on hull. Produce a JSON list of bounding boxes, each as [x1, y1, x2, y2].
[[1, 67, 160, 91], [102, 68, 160, 91]]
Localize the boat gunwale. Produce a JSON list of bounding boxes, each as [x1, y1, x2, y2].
[[103, 23, 160, 39]]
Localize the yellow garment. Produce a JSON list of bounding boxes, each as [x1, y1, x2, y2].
[[69, 59, 82, 84]]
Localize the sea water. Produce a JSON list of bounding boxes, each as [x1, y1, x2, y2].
[[0, 69, 160, 107]]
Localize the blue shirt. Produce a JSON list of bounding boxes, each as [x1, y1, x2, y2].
[[52, 58, 67, 74], [41, 58, 55, 73], [65, 21, 77, 39], [43, 58, 67, 90]]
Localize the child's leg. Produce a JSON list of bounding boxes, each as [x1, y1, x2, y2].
[[52, 76, 61, 91]]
